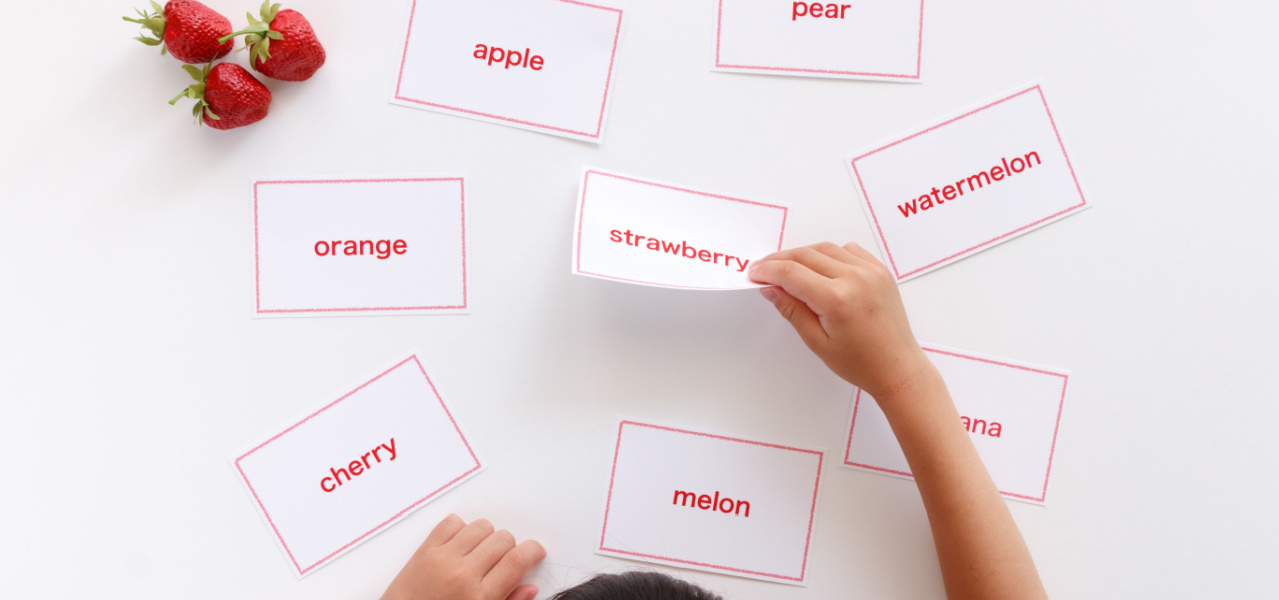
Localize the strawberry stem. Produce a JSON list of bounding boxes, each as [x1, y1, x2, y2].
[[218, 23, 269, 44]]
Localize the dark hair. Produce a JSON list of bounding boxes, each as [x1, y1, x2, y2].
[[549, 571, 723, 600]]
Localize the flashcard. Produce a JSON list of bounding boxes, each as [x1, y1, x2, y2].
[[392, 0, 625, 142], [231, 354, 483, 577], [842, 344, 1069, 504], [713, 0, 926, 81], [597, 418, 824, 585], [572, 169, 789, 290], [847, 83, 1089, 282], [252, 177, 467, 317]]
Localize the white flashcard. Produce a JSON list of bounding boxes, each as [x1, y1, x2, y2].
[[713, 0, 926, 81], [846, 83, 1089, 282], [252, 176, 468, 317], [597, 418, 824, 585], [842, 344, 1069, 504], [231, 354, 484, 577], [392, 0, 625, 142], [572, 168, 789, 290]]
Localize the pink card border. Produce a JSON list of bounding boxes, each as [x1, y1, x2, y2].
[[848, 84, 1089, 282], [252, 177, 468, 315], [598, 419, 824, 584], [713, 0, 926, 81], [233, 354, 483, 576], [392, 0, 624, 141], [573, 169, 789, 290], [842, 346, 1070, 504]]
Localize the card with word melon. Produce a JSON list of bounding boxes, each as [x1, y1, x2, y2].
[[597, 418, 824, 585]]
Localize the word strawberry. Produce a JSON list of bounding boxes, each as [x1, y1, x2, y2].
[[220, 2, 326, 81], [124, 0, 234, 64], [170, 62, 271, 130]]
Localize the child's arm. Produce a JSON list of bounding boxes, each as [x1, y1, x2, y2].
[[380, 515, 546, 600], [749, 242, 1048, 600]]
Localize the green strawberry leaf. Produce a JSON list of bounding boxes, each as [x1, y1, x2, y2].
[[182, 64, 204, 81], [149, 1, 163, 14], [266, 30, 283, 41]]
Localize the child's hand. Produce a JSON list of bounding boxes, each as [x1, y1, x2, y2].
[[749, 242, 933, 401], [380, 515, 546, 600]]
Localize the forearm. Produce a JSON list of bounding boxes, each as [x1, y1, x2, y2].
[[878, 366, 1047, 600]]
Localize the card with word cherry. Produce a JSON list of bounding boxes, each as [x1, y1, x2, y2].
[[713, 0, 926, 81], [843, 344, 1070, 505], [392, 0, 625, 142], [231, 353, 483, 577], [597, 418, 825, 585], [846, 83, 1090, 282], [572, 168, 789, 290], [251, 176, 468, 317]]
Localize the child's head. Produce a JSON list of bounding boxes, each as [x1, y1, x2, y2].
[[550, 571, 722, 600]]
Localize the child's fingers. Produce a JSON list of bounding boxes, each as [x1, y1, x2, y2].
[[748, 259, 831, 308], [419, 514, 466, 551], [482, 540, 547, 600], [761, 286, 828, 346], [443, 518, 495, 555], [468, 529, 517, 575], [842, 242, 881, 266], [758, 245, 853, 278], [809, 241, 865, 266], [503, 584, 540, 600]]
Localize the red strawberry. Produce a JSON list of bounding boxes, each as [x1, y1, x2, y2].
[[169, 63, 271, 130], [123, 0, 234, 64], [220, 2, 326, 81]]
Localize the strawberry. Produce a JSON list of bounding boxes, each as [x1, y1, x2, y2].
[[124, 0, 234, 64], [169, 62, 272, 130], [220, 2, 326, 81]]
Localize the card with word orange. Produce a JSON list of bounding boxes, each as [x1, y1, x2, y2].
[[846, 83, 1091, 282], [597, 418, 825, 585], [713, 0, 926, 81], [251, 176, 468, 317], [572, 168, 789, 290], [392, 0, 625, 142], [843, 344, 1070, 505], [231, 353, 483, 577]]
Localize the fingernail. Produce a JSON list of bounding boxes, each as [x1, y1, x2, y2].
[[760, 287, 778, 303]]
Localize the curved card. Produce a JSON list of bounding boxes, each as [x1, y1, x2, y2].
[[572, 169, 789, 290]]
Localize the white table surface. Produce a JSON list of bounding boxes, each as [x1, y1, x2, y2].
[[2, 1, 1277, 598]]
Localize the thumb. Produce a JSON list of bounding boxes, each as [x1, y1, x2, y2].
[[504, 584, 539, 600], [760, 286, 828, 347]]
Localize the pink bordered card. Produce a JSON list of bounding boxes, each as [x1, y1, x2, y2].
[[713, 0, 926, 82], [597, 417, 824, 585], [392, 0, 625, 142], [231, 353, 484, 577], [251, 176, 468, 317], [843, 344, 1070, 505], [846, 83, 1090, 282], [572, 168, 789, 290]]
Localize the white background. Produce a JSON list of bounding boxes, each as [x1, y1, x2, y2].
[[1, 1, 1276, 599]]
